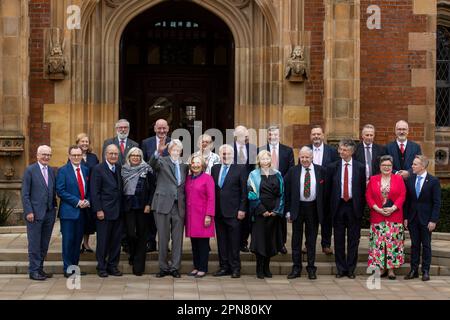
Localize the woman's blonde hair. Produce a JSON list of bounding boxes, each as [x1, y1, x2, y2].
[[75, 132, 92, 153], [125, 147, 144, 166], [255, 150, 272, 168], [188, 154, 207, 172]]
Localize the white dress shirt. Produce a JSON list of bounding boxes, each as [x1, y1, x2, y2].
[[71, 163, 85, 187], [312, 143, 324, 166], [340, 159, 353, 199], [300, 164, 316, 202], [396, 139, 408, 150]]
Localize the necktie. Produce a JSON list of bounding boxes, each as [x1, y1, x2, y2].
[[42, 166, 48, 186], [365, 146, 372, 177], [400, 143, 405, 155], [271, 148, 278, 170], [238, 145, 246, 164], [415, 176, 422, 198], [76, 168, 85, 200], [304, 168, 311, 198], [313, 148, 320, 165], [219, 165, 229, 188], [175, 162, 181, 186], [343, 163, 350, 201], [111, 165, 115, 173], [120, 140, 125, 155]]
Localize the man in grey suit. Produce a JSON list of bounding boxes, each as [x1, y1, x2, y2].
[[149, 139, 188, 278], [102, 119, 139, 165], [21, 145, 57, 280]]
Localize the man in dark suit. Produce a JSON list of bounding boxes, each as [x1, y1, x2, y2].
[[56, 145, 90, 277], [21, 145, 57, 281], [308, 125, 339, 255], [102, 119, 139, 165], [141, 119, 171, 252], [149, 139, 188, 278], [233, 125, 256, 252], [211, 144, 247, 278], [386, 120, 422, 179], [91, 144, 123, 277], [285, 146, 326, 280], [259, 125, 294, 254], [354, 124, 386, 181], [328, 139, 366, 279], [404, 155, 441, 281]]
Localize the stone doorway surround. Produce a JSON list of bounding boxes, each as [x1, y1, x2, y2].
[[44, 0, 314, 165]]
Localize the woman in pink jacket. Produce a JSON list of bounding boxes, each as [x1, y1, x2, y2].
[[366, 155, 406, 280], [185, 155, 215, 278]]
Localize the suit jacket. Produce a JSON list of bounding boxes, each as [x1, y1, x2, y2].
[[259, 143, 295, 177], [308, 143, 339, 167], [141, 136, 171, 162], [233, 142, 256, 177], [327, 159, 366, 220], [284, 164, 326, 223], [21, 162, 57, 220], [405, 173, 441, 226], [149, 155, 188, 216], [90, 162, 122, 220], [56, 163, 90, 220], [386, 140, 422, 172], [211, 164, 248, 218], [102, 137, 139, 165], [81, 152, 99, 170], [354, 142, 386, 178]]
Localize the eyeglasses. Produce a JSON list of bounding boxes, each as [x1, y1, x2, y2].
[[117, 126, 129, 130], [70, 154, 83, 158], [40, 153, 52, 157], [107, 152, 119, 156], [130, 154, 141, 158], [381, 164, 392, 167]]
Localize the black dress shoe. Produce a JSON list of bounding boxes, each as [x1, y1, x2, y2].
[[171, 270, 181, 278], [107, 269, 123, 276], [307, 271, 317, 280], [97, 270, 108, 278], [287, 270, 301, 279], [146, 242, 157, 253], [81, 244, 94, 253], [240, 245, 249, 253], [155, 270, 169, 278], [133, 271, 143, 276], [214, 269, 231, 277], [231, 272, 240, 278], [404, 270, 419, 280], [335, 272, 346, 278], [380, 270, 388, 278], [348, 273, 356, 279], [422, 271, 430, 281], [279, 245, 288, 254], [29, 272, 46, 281], [39, 270, 53, 278]]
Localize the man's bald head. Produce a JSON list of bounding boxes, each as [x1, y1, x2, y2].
[[154, 119, 169, 139]]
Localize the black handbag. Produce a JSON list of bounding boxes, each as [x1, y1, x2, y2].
[[382, 199, 394, 208]]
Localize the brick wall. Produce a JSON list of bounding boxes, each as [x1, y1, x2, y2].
[[360, 0, 427, 144], [293, 0, 325, 147], [28, 0, 54, 162]]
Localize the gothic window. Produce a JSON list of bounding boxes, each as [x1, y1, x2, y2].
[[437, 26, 450, 127]]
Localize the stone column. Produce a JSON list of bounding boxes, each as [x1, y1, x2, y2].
[[324, 0, 360, 143]]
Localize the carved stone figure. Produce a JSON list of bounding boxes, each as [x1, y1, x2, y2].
[[285, 45, 308, 82], [46, 29, 67, 80]]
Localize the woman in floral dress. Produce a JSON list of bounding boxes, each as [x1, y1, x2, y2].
[[365, 155, 406, 279]]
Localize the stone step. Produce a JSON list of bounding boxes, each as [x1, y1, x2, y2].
[[0, 260, 448, 276]]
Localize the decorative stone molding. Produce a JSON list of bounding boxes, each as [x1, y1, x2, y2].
[[0, 136, 25, 180], [285, 45, 308, 82], [104, 0, 127, 8], [44, 28, 67, 80], [229, 0, 251, 9]]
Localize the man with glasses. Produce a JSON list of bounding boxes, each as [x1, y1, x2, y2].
[[103, 119, 138, 165], [91, 144, 124, 277], [21, 145, 57, 280], [56, 145, 90, 278]]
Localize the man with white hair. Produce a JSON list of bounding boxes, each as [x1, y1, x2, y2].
[[102, 119, 139, 165], [21, 145, 57, 280], [354, 124, 386, 181], [386, 120, 422, 179], [284, 146, 326, 280]]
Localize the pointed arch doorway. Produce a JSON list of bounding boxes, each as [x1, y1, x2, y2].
[[119, 1, 235, 142]]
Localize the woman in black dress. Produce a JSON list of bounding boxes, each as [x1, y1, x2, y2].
[[76, 133, 99, 253], [247, 150, 285, 279]]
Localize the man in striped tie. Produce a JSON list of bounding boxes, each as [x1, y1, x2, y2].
[[284, 146, 327, 280]]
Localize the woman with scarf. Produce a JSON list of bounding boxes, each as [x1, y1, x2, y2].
[[247, 150, 284, 279], [121, 147, 155, 276]]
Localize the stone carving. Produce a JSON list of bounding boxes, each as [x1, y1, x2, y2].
[[285, 45, 308, 82], [104, 0, 126, 8], [229, 0, 251, 9], [0, 136, 24, 180], [45, 28, 67, 80]]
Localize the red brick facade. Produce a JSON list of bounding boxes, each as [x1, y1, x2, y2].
[[29, 0, 54, 162], [360, 0, 428, 145]]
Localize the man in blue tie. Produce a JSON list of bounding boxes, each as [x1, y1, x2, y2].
[[211, 144, 248, 278], [404, 155, 441, 281]]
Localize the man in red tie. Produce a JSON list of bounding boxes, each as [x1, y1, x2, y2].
[[102, 119, 139, 165], [56, 145, 90, 277], [327, 139, 366, 279]]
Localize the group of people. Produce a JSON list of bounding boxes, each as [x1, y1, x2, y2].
[[21, 119, 441, 282]]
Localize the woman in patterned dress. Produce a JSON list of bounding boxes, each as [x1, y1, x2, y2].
[[365, 155, 406, 280]]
